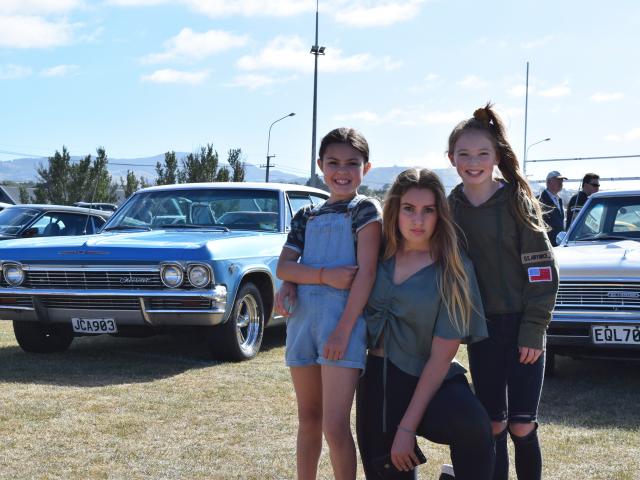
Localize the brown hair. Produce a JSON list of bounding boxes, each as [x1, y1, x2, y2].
[[318, 127, 369, 163], [382, 168, 473, 334], [448, 103, 546, 232], [581, 173, 600, 187]]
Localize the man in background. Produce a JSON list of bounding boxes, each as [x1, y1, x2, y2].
[[566, 173, 600, 229], [538, 170, 567, 246]]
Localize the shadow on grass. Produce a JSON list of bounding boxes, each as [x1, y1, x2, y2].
[[541, 354, 640, 430], [0, 324, 287, 388]]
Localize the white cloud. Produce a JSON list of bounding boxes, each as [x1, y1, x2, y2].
[[457, 74, 488, 89], [0, 15, 74, 48], [538, 81, 571, 97], [107, 0, 167, 5], [237, 35, 399, 74], [141, 68, 209, 85], [230, 74, 277, 89], [184, 0, 312, 17], [334, 0, 424, 27], [335, 108, 464, 126], [0, 64, 33, 79], [507, 84, 528, 97], [0, 0, 82, 15], [605, 127, 640, 142], [590, 92, 624, 102], [521, 34, 555, 49], [143, 28, 249, 64], [40, 64, 79, 77]]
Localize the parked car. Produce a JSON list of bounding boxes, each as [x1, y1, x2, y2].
[[547, 190, 640, 374], [73, 202, 119, 212], [0, 204, 111, 240], [0, 183, 328, 360]]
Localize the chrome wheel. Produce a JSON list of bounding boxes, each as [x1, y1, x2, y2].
[[235, 293, 261, 352]]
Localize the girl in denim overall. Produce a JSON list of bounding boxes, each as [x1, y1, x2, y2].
[[276, 128, 382, 480]]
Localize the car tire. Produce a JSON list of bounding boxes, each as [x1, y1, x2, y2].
[[544, 350, 556, 377], [206, 282, 264, 361], [13, 321, 74, 353]]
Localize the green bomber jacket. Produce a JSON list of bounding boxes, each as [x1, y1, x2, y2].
[[448, 182, 559, 350]]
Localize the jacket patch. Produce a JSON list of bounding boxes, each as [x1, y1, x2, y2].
[[522, 251, 552, 265], [528, 266, 552, 282]]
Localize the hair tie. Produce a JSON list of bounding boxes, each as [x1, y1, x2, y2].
[[473, 107, 491, 127]]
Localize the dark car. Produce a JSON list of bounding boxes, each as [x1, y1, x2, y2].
[[73, 202, 119, 212], [0, 205, 111, 240]]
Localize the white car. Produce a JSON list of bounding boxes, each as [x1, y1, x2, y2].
[[548, 190, 640, 374]]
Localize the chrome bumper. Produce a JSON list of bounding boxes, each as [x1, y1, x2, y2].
[[0, 286, 228, 327], [548, 310, 640, 348]]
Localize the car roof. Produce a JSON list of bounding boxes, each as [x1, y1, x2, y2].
[[136, 181, 328, 196], [590, 190, 640, 198], [3, 204, 112, 217]]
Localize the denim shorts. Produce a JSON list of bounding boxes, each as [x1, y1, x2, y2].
[[467, 313, 545, 424], [285, 284, 367, 370]]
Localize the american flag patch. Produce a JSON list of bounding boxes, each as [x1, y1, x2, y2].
[[528, 266, 552, 282]]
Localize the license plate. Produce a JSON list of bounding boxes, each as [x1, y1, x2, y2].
[[71, 317, 118, 334], [591, 325, 640, 345]]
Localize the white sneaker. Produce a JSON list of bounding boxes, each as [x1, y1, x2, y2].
[[438, 464, 455, 479]]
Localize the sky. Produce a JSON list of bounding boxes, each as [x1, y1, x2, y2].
[[1, 0, 639, 190]]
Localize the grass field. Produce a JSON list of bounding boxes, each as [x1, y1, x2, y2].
[[0, 322, 638, 479]]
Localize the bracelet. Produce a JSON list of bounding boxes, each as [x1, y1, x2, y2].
[[397, 425, 416, 435], [319, 267, 325, 284]]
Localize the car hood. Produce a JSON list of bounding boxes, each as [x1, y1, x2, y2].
[[554, 240, 640, 280], [0, 229, 285, 263]]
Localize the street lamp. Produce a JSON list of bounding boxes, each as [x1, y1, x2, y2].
[[263, 112, 295, 183], [524, 137, 551, 176], [309, 0, 325, 184]]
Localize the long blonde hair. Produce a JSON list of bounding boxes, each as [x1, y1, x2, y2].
[[448, 103, 546, 232], [383, 168, 473, 334]]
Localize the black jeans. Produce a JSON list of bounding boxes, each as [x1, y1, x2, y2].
[[356, 355, 494, 480], [467, 313, 545, 424]]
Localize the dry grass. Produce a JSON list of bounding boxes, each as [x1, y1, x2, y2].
[[0, 322, 638, 479]]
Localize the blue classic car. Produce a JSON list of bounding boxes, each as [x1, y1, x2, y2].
[[0, 182, 328, 361]]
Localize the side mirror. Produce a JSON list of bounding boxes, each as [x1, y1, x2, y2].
[[556, 231, 567, 245], [22, 227, 38, 238]]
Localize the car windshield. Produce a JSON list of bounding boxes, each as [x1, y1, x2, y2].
[[106, 188, 280, 232], [0, 207, 41, 235], [569, 196, 640, 241]]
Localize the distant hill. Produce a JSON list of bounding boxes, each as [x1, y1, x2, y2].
[[0, 154, 306, 184]]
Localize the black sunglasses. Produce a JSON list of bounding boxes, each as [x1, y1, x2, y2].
[[589, 183, 600, 188]]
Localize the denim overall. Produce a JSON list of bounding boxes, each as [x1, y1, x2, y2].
[[285, 196, 367, 370]]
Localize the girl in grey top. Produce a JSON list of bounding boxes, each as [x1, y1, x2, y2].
[[356, 168, 494, 479]]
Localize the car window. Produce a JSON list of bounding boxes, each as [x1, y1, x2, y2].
[[288, 194, 313, 216], [310, 194, 327, 206], [613, 203, 640, 232], [109, 189, 281, 232], [29, 212, 95, 237], [0, 207, 41, 235]]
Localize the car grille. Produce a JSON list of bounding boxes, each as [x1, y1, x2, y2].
[[22, 270, 163, 290], [555, 282, 640, 311], [148, 298, 212, 310], [40, 296, 141, 310], [0, 296, 33, 308]]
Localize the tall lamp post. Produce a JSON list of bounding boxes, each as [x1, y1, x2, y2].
[[524, 137, 551, 176], [309, 0, 325, 184], [264, 113, 295, 182]]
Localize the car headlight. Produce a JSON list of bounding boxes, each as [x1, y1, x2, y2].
[[160, 263, 183, 288], [188, 264, 211, 288], [3, 263, 25, 287]]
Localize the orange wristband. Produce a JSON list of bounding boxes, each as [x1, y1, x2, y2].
[[319, 267, 325, 284]]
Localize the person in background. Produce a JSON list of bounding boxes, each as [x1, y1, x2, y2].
[[565, 173, 600, 229], [537, 171, 567, 246]]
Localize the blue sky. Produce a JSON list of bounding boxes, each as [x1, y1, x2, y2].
[[1, 0, 639, 188]]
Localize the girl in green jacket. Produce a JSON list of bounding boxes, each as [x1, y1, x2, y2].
[[447, 104, 559, 480]]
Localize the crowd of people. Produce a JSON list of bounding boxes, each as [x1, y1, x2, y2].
[[273, 103, 581, 480]]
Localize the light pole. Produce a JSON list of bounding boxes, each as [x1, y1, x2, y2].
[[263, 112, 295, 183], [524, 137, 551, 176], [309, 0, 325, 184]]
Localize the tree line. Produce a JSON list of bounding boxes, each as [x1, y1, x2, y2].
[[19, 144, 246, 205]]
